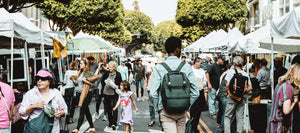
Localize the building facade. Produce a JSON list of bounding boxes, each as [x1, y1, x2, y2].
[[20, 6, 50, 31], [246, 0, 300, 32]]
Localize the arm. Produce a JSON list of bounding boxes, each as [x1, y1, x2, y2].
[[283, 98, 298, 115], [130, 95, 139, 112], [206, 73, 212, 89], [113, 96, 121, 111], [226, 81, 230, 93], [188, 69, 200, 104], [63, 71, 68, 84], [83, 79, 93, 86], [149, 66, 161, 111], [9, 102, 14, 120]]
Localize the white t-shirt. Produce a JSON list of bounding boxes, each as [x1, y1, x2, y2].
[[192, 67, 207, 90], [145, 63, 154, 73], [225, 69, 251, 85]]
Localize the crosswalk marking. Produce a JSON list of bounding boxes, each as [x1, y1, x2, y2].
[[186, 111, 211, 133]]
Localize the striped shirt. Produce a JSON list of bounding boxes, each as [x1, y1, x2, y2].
[[267, 82, 294, 133]]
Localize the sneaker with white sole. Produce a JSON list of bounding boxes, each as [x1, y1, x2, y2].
[[142, 98, 145, 102], [137, 98, 140, 102], [102, 115, 107, 121]]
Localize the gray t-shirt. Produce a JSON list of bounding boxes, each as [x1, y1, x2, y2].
[[103, 73, 116, 95]]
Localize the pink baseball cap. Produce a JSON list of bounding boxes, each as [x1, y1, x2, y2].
[[34, 70, 53, 78]]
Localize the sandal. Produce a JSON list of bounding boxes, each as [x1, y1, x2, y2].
[[148, 121, 155, 127], [72, 129, 79, 133], [85, 128, 96, 133]]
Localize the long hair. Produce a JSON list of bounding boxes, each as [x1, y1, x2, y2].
[[278, 63, 300, 86], [69, 61, 78, 70], [78, 59, 91, 76]]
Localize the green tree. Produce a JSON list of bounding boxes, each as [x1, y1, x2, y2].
[[123, 10, 154, 55], [153, 20, 182, 52], [176, 0, 248, 42], [0, 0, 43, 13], [36, 0, 130, 44]]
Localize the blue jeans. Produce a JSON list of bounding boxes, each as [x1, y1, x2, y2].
[[217, 96, 227, 130], [208, 88, 219, 115], [136, 79, 144, 97], [149, 105, 155, 122]]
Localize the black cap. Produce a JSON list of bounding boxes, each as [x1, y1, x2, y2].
[[218, 55, 226, 61]]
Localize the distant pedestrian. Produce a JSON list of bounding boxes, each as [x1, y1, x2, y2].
[[134, 58, 146, 101], [0, 81, 15, 133], [206, 55, 225, 119], [274, 57, 287, 87], [150, 37, 199, 133], [117, 60, 129, 81], [257, 58, 271, 99], [190, 57, 207, 133], [113, 81, 139, 133], [267, 63, 300, 133], [71, 60, 96, 133], [181, 56, 186, 62], [224, 56, 252, 133], [63, 61, 78, 123], [101, 61, 122, 130]]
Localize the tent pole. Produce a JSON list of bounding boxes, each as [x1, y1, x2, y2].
[[10, 37, 13, 88], [41, 32, 45, 68], [24, 42, 30, 90], [271, 37, 274, 100]]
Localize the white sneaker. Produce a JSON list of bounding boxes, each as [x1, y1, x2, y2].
[[142, 98, 145, 102], [137, 98, 141, 101], [102, 115, 107, 121], [95, 112, 100, 119]]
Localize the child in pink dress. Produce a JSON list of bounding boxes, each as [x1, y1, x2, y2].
[[113, 81, 139, 133]]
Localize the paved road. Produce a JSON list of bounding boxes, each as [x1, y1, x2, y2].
[[66, 93, 217, 133]]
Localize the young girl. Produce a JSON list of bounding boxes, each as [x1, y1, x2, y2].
[[113, 81, 139, 133]]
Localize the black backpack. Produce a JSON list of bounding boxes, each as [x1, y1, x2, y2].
[[228, 69, 248, 101], [160, 62, 191, 114]]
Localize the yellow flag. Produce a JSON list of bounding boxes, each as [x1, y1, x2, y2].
[[53, 38, 67, 58]]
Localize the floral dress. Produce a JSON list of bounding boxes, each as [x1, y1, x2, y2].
[[119, 91, 134, 125]]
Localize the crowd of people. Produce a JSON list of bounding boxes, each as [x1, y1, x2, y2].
[[0, 36, 300, 133]]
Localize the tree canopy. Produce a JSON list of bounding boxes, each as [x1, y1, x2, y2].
[[123, 10, 154, 53], [0, 0, 43, 13], [152, 20, 182, 51], [176, 0, 248, 42], [36, 0, 130, 44]]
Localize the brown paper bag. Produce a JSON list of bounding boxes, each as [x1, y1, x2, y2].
[[252, 95, 261, 104], [78, 75, 99, 107]]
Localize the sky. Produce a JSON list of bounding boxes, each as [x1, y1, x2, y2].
[[122, 0, 178, 26]]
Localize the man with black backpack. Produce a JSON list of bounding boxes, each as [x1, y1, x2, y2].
[[224, 56, 252, 133], [149, 37, 199, 133]]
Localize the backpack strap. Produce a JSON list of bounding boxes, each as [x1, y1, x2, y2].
[[160, 62, 172, 73], [176, 62, 186, 72]]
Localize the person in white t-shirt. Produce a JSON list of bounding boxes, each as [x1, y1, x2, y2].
[[190, 57, 207, 133]]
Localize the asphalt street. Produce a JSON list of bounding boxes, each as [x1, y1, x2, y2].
[[65, 83, 217, 133]]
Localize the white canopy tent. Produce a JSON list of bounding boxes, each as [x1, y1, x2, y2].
[[228, 26, 278, 54], [194, 29, 227, 51], [259, 6, 300, 98], [206, 27, 243, 50], [0, 8, 54, 88]]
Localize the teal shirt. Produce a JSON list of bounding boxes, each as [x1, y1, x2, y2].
[[117, 65, 128, 81], [149, 56, 199, 112]]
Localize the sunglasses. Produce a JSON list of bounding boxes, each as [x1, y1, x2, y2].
[[35, 76, 51, 81]]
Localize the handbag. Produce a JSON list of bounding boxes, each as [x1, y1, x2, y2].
[[60, 115, 69, 133], [185, 118, 194, 133], [23, 100, 54, 133]]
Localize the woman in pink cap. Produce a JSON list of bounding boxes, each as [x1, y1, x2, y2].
[[19, 69, 67, 133]]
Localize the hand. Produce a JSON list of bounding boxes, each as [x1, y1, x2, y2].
[[113, 107, 117, 111], [136, 108, 139, 112], [34, 101, 45, 109], [208, 84, 212, 90], [54, 109, 64, 119], [98, 62, 103, 68]]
